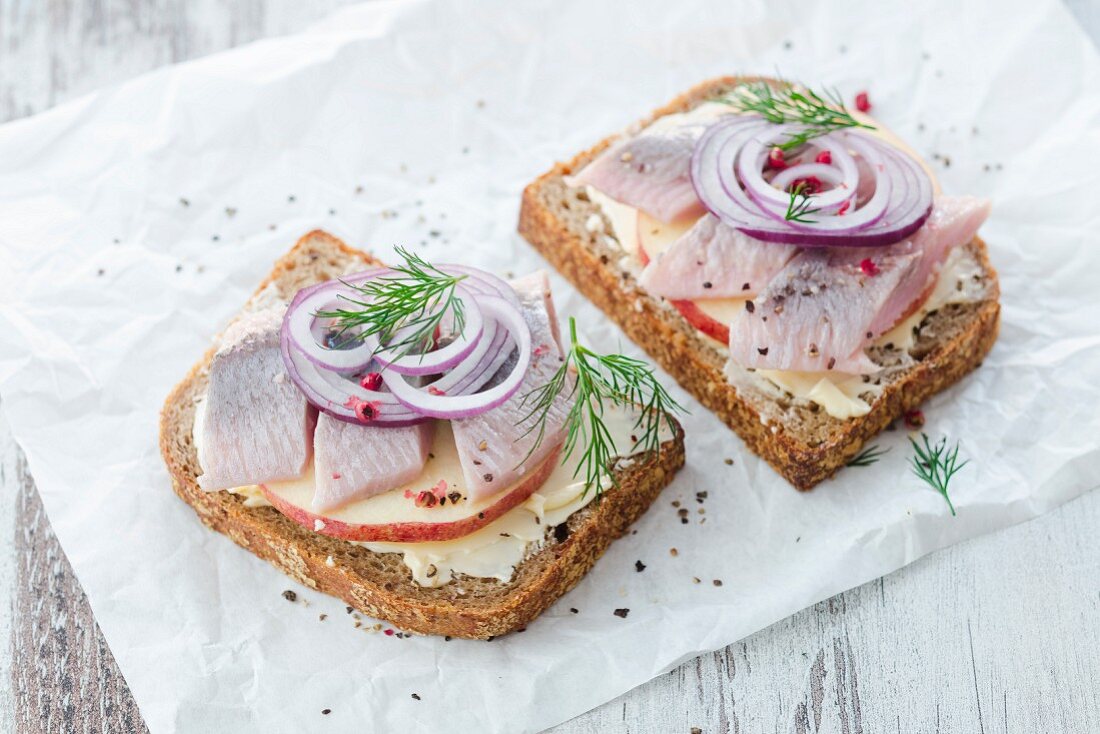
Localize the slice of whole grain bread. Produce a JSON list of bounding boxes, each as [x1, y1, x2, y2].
[[159, 230, 685, 639], [518, 76, 999, 490]]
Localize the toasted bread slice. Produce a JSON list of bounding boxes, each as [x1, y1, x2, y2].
[[518, 75, 999, 490], [159, 230, 685, 639]]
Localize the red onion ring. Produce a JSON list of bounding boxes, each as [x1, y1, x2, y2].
[[279, 262, 533, 426], [381, 295, 532, 419], [280, 328, 429, 427], [441, 265, 517, 300], [691, 117, 933, 248], [284, 270, 386, 374], [360, 284, 485, 376]]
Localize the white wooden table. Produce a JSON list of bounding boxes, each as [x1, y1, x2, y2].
[[2, 2, 1098, 732]]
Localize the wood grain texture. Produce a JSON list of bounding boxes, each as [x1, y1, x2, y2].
[[3, 414, 148, 734], [1, 1, 1099, 732]]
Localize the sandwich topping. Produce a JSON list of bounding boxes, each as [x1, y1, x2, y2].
[[570, 79, 991, 419], [193, 251, 681, 587]]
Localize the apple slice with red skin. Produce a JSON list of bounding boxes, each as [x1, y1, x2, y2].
[[261, 443, 563, 543]]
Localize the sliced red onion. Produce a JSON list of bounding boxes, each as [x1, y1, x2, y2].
[[441, 265, 520, 306], [280, 327, 429, 427], [280, 262, 536, 426], [691, 118, 933, 248], [361, 284, 485, 376], [740, 136, 858, 212], [381, 295, 531, 419], [284, 276, 381, 374]]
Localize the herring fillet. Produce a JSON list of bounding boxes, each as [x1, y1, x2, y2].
[[726, 196, 992, 374], [567, 105, 730, 223], [639, 213, 799, 299], [451, 272, 572, 502], [196, 306, 315, 491], [311, 414, 434, 512], [867, 196, 992, 336]]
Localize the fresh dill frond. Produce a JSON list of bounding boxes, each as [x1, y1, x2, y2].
[[784, 182, 821, 223], [519, 317, 684, 499], [847, 444, 889, 467], [908, 433, 968, 516], [722, 80, 875, 151], [315, 246, 467, 358]]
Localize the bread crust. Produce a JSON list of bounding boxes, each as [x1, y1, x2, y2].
[[159, 230, 685, 639], [518, 76, 1000, 489]]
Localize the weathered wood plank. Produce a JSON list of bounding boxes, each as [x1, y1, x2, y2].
[[0, 0, 355, 124], [6, 418, 147, 734]]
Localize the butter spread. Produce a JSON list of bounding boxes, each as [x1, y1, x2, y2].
[[227, 484, 272, 508], [753, 369, 873, 419]]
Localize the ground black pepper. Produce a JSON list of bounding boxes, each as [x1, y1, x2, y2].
[[613, 608, 630, 618], [282, 590, 297, 602], [635, 560, 646, 572]]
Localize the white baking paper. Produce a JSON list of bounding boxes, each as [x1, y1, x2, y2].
[[1, 1, 1098, 731]]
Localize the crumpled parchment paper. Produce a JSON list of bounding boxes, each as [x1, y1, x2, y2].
[[1, 0, 1098, 731]]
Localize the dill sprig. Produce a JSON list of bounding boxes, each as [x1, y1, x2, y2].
[[519, 317, 684, 498], [315, 246, 466, 358], [908, 433, 968, 516], [722, 80, 875, 151], [847, 444, 889, 467], [785, 182, 820, 223]]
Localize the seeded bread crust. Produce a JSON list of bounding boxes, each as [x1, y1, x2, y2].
[[159, 230, 685, 639], [518, 75, 1000, 490]]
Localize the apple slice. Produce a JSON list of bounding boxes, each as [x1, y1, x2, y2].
[[636, 211, 746, 345], [261, 421, 563, 542]]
